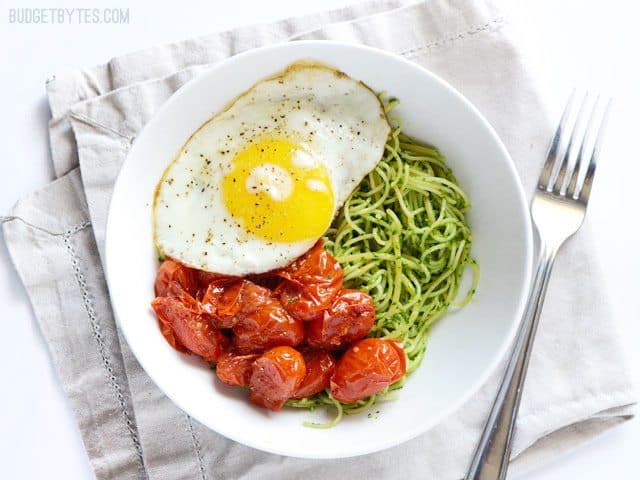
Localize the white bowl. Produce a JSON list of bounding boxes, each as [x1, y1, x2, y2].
[[106, 41, 533, 459]]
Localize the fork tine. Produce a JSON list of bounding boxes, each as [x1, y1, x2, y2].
[[551, 93, 591, 194], [566, 95, 600, 197], [577, 99, 611, 203], [537, 90, 577, 191]]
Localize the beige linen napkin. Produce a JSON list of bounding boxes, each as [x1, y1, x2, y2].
[[2, 1, 636, 479]]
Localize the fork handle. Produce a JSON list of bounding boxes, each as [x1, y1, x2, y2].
[[464, 244, 558, 480]]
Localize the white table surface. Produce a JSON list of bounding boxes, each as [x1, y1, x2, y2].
[[1, 0, 638, 478]]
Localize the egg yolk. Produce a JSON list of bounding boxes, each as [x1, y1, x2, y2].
[[222, 139, 334, 243]]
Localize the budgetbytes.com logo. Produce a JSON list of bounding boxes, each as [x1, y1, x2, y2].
[[8, 7, 130, 24]]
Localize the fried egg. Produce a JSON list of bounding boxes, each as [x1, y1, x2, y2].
[[154, 62, 390, 275]]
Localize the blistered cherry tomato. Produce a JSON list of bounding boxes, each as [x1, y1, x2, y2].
[[151, 293, 228, 363], [195, 271, 238, 297], [201, 281, 244, 328], [215, 351, 260, 387], [156, 312, 188, 353], [155, 259, 197, 297], [276, 240, 344, 321], [202, 279, 282, 329], [200, 283, 226, 323], [232, 299, 304, 354], [249, 346, 306, 411], [330, 338, 406, 403], [306, 289, 375, 350], [292, 350, 336, 398]]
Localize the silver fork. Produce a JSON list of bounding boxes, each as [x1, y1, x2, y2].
[[464, 92, 611, 480]]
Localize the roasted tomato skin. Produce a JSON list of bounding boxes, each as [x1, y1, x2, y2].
[[155, 259, 197, 297], [202, 279, 286, 329], [151, 293, 228, 363], [155, 308, 188, 353], [195, 271, 238, 298], [249, 346, 306, 411], [306, 289, 375, 350], [231, 285, 305, 354], [292, 350, 337, 398], [330, 338, 406, 403], [200, 283, 228, 326], [215, 351, 260, 387], [276, 240, 344, 321]]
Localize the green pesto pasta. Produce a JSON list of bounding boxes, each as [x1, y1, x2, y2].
[[286, 99, 478, 427]]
